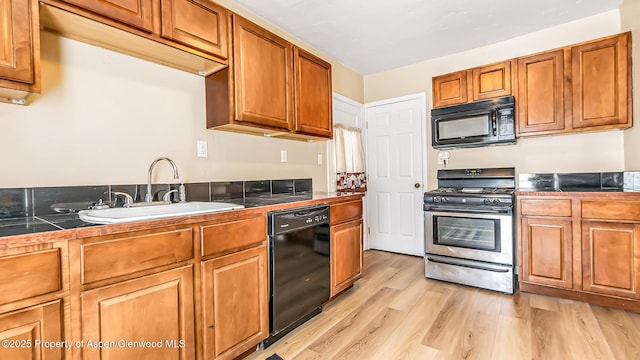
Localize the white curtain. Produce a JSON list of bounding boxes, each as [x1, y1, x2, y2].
[[334, 124, 367, 192]]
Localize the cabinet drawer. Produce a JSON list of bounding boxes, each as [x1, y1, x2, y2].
[[520, 199, 572, 217], [582, 201, 640, 221], [330, 200, 363, 225], [201, 216, 266, 256], [81, 228, 193, 284], [0, 249, 61, 305]]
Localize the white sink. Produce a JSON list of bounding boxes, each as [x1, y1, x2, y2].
[[78, 202, 244, 224]]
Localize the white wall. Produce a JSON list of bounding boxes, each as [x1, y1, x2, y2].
[[364, 10, 624, 189]]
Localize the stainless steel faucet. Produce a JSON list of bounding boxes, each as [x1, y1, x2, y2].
[[145, 157, 185, 203]]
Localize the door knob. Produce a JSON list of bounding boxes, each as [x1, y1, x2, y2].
[[414, 183, 421, 188]]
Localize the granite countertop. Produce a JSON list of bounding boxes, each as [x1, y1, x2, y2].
[[0, 192, 363, 246]]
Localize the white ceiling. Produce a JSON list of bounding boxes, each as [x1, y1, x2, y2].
[[228, 0, 622, 75]]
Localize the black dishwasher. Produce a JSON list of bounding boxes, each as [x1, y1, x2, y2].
[[261, 204, 330, 348]]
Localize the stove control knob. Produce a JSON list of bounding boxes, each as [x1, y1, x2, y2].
[[483, 199, 491, 205], [492, 199, 501, 204], [441, 197, 448, 203], [432, 196, 440, 203]]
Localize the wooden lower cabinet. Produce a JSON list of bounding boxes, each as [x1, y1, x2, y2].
[[80, 265, 195, 359], [0, 300, 63, 360], [521, 217, 573, 289], [518, 195, 640, 310], [582, 221, 640, 299], [331, 219, 363, 297], [201, 245, 268, 360]]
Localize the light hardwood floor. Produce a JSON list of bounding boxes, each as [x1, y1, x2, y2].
[[246, 250, 640, 360]]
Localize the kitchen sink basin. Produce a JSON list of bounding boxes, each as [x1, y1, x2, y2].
[[78, 202, 244, 224]]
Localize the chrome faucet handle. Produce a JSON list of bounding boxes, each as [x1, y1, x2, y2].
[[178, 182, 186, 203], [110, 191, 134, 208], [163, 189, 178, 202]]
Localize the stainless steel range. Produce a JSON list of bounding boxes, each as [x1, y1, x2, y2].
[[424, 168, 516, 294]]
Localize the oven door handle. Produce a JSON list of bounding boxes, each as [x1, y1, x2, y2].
[[427, 257, 510, 273], [424, 206, 511, 214]]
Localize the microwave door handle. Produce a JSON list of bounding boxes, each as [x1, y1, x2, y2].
[[492, 113, 497, 136]]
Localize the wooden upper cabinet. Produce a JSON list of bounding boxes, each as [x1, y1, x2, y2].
[[517, 50, 568, 135], [432, 70, 469, 108], [472, 60, 512, 101], [206, 14, 333, 140], [432, 61, 512, 108], [232, 14, 293, 131], [582, 221, 640, 299], [0, 0, 35, 84], [0, 0, 40, 101], [63, 0, 154, 33], [571, 32, 631, 129], [294, 47, 333, 138], [160, 0, 228, 59]]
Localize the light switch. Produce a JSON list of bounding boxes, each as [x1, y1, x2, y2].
[[197, 140, 208, 157], [281, 150, 288, 163], [317, 154, 323, 165]]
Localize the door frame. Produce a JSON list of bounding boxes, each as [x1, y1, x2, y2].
[[329, 92, 367, 247], [364, 92, 427, 255]]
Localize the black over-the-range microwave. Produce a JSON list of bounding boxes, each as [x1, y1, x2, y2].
[[431, 96, 516, 149]]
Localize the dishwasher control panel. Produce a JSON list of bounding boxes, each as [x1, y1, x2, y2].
[[268, 205, 330, 235]]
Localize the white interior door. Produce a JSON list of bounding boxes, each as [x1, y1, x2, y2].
[[365, 94, 425, 256]]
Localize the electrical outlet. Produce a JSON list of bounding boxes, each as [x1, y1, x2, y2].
[[280, 150, 288, 163], [437, 151, 450, 165], [197, 140, 208, 157]]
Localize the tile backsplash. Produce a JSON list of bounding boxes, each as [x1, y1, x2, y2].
[[0, 178, 312, 219]]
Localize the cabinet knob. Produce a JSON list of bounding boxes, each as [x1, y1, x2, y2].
[[414, 183, 421, 189]]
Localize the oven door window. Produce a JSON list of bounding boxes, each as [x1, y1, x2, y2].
[[433, 215, 500, 252]]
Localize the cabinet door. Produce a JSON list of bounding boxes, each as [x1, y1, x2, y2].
[[160, 0, 228, 59], [582, 221, 640, 299], [331, 219, 363, 297], [294, 47, 333, 138], [0, 300, 63, 360], [63, 0, 154, 32], [81, 266, 195, 359], [571, 33, 631, 129], [472, 61, 512, 101], [517, 50, 567, 134], [202, 245, 268, 360], [0, 0, 37, 84], [232, 15, 293, 131], [521, 217, 573, 289], [432, 70, 469, 108]]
